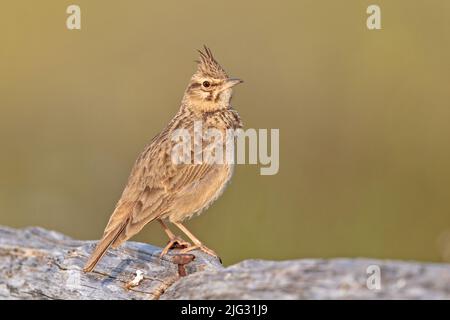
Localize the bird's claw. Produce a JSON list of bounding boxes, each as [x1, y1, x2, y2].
[[179, 244, 221, 262], [160, 237, 191, 258]]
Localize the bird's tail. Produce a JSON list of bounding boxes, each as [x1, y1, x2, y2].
[[83, 222, 128, 273]]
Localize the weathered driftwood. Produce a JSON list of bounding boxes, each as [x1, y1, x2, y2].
[[0, 226, 449, 299]]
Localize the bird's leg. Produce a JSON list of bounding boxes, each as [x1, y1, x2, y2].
[[173, 222, 220, 259], [158, 219, 191, 257]]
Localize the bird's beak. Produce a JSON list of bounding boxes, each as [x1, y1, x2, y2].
[[224, 78, 244, 90]]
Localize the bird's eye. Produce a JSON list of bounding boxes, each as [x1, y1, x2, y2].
[[202, 81, 211, 88]]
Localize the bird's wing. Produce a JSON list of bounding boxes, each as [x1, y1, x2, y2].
[[123, 163, 216, 232], [103, 138, 217, 247], [83, 142, 173, 272]]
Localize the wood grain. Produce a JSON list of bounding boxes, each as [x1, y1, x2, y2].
[[1, 226, 449, 299]]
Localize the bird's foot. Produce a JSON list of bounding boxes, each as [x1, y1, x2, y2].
[[160, 237, 191, 258], [179, 244, 221, 262]]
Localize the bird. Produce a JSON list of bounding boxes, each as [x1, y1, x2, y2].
[[83, 46, 243, 272]]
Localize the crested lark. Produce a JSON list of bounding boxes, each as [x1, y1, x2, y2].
[[84, 46, 243, 272]]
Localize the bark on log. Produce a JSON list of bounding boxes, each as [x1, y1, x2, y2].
[[0, 226, 449, 299]]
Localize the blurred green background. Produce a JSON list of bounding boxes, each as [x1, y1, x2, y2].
[[1, 1, 450, 265]]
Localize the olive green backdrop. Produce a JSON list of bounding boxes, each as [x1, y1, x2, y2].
[[1, 1, 450, 265]]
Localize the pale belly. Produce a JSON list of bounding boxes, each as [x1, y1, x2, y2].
[[166, 164, 234, 223]]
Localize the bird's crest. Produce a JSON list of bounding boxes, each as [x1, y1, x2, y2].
[[195, 45, 228, 79]]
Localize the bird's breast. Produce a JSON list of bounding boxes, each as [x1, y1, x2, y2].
[[167, 163, 234, 223]]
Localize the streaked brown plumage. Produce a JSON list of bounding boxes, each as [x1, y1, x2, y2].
[[84, 46, 243, 272]]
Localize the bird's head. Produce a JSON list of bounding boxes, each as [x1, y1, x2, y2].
[[183, 46, 243, 113]]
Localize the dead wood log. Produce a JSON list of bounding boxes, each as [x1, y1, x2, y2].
[[0, 226, 449, 299]]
